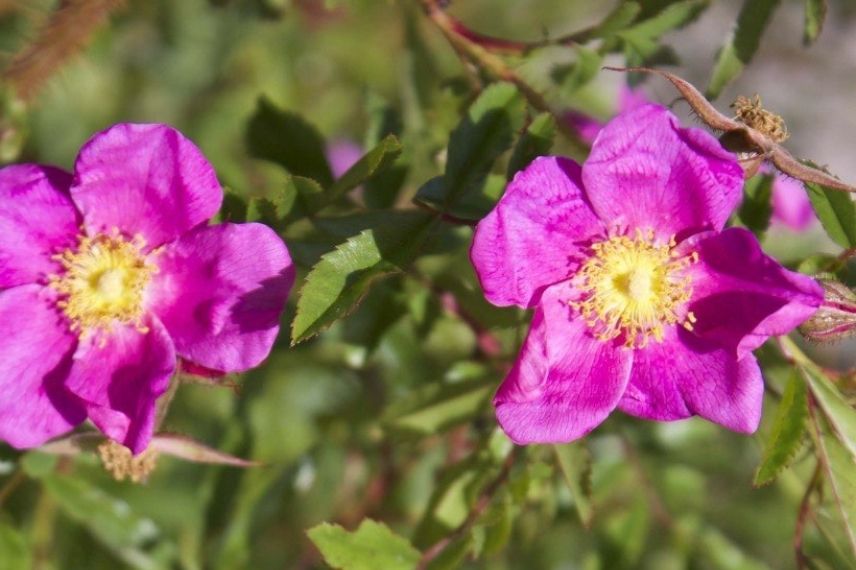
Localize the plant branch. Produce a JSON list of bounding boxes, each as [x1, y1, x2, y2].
[[415, 0, 586, 149]]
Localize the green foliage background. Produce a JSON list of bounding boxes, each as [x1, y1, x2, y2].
[[1, 1, 856, 569]]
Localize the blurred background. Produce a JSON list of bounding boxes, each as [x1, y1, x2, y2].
[[1, 1, 856, 569]]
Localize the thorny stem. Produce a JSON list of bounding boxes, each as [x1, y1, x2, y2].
[[416, 449, 517, 569], [415, 0, 587, 149], [794, 459, 823, 570]]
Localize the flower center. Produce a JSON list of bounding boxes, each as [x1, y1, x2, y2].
[[572, 230, 698, 348], [48, 231, 155, 336]]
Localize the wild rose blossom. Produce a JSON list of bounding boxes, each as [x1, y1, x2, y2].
[[472, 105, 823, 444], [565, 87, 817, 232], [0, 124, 294, 453]]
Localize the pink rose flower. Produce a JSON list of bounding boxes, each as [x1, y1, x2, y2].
[[471, 105, 822, 444], [0, 124, 294, 453]]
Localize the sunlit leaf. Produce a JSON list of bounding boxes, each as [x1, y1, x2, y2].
[[804, 0, 827, 45], [810, 410, 856, 560], [754, 370, 807, 486], [554, 442, 594, 527], [802, 364, 856, 463], [291, 212, 438, 343], [0, 521, 31, 570], [707, 0, 782, 99], [618, 0, 707, 60], [806, 177, 856, 248], [307, 519, 420, 570], [383, 377, 493, 436]]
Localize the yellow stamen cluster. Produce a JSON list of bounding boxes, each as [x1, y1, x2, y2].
[[98, 440, 159, 484], [48, 229, 155, 337], [572, 229, 698, 348]]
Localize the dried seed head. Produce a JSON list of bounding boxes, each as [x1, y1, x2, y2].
[[98, 441, 158, 483], [732, 95, 789, 143]]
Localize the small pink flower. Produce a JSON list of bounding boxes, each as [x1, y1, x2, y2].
[[327, 139, 363, 180], [0, 124, 294, 453], [471, 105, 822, 444], [766, 167, 817, 231]]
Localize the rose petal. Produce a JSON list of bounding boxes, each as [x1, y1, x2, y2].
[[65, 316, 176, 454], [0, 165, 80, 288], [494, 281, 633, 443], [0, 285, 83, 448], [583, 105, 743, 239], [148, 223, 294, 372], [70, 123, 223, 250], [471, 156, 604, 308], [684, 227, 823, 359], [619, 327, 763, 432]]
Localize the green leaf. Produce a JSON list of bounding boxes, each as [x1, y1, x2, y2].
[[754, 370, 807, 486], [738, 174, 774, 238], [245, 175, 316, 229], [326, 134, 402, 204], [707, 0, 781, 99], [416, 174, 506, 222], [622, 0, 707, 40], [506, 113, 556, 180], [291, 212, 438, 343], [558, 46, 603, 96], [383, 377, 493, 435], [553, 442, 594, 527], [807, 178, 856, 248], [307, 519, 420, 570], [579, 1, 642, 42], [811, 415, 856, 559], [415, 82, 525, 215], [246, 97, 333, 186], [697, 526, 771, 570], [802, 364, 856, 461], [618, 0, 707, 60], [804, 0, 827, 45], [36, 472, 174, 569], [0, 521, 31, 570]]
